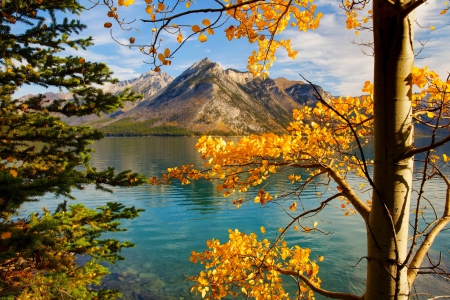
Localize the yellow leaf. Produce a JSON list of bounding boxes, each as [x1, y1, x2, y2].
[[157, 53, 165, 62], [104, 22, 112, 28], [164, 48, 170, 57], [260, 226, 266, 234], [198, 34, 207, 43], [202, 19, 211, 26], [186, 1, 191, 8], [145, 0, 152, 3], [158, 2, 165, 11], [118, 0, 134, 6], [313, 221, 318, 228], [177, 33, 183, 43], [318, 255, 324, 262], [427, 111, 434, 118], [430, 26, 435, 31], [9, 169, 18, 178], [192, 25, 201, 32], [1, 232, 11, 240], [289, 201, 297, 211], [145, 5, 153, 14], [1, 11, 16, 23]]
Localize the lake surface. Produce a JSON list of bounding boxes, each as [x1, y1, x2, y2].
[[28, 137, 449, 299]]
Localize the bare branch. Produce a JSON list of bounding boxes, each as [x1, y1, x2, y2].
[[273, 266, 363, 300], [407, 169, 450, 284]]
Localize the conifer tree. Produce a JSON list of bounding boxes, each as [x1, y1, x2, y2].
[[0, 0, 145, 298]]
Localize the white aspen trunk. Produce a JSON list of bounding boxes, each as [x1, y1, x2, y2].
[[366, 0, 415, 299]]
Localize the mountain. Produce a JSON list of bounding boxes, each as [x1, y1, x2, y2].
[[102, 70, 174, 110], [66, 58, 331, 136]]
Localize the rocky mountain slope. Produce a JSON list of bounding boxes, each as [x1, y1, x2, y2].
[[66, 58, 331, 136]]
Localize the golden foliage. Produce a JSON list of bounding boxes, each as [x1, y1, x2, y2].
[[127, 0, 322, 76], [222, 0, 322, 77], [189, 229, 321, 299]]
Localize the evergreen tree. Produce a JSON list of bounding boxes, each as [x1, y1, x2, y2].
[[0, 0, 145, 298]]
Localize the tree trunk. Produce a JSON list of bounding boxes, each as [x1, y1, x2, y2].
[[367, 0, 415, 299]]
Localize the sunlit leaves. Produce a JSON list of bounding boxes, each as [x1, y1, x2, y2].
[[198, 34, 207, 43], [202, 19, 211, 26], [411, 67, 450, 128], [118, 0, 134, 6], [219, 0, 322, 77], [158, 2, 165, 11], [9, 169, 18, 178], [129, 0, 322, 76], [164, 48, 170, 57], [189, 229, 321, 299], [289, 201, 297, 211], [1, 231, 11, 239]]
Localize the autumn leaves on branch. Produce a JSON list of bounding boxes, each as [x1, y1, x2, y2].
[[100, 0, 321, 77]]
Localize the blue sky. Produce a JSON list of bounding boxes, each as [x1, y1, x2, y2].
[[16, 0, 450, 98]]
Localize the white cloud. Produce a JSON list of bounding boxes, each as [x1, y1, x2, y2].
[[107, 64, 141, 80], [270, 13, 373, 95]]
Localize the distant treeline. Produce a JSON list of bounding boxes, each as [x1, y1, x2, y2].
[[97, 118, 236, 137]]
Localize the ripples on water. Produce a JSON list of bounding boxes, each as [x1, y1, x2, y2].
[[24, 137, 449, 299]]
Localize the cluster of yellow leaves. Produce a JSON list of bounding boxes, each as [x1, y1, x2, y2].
[[189, 229, 321, 299], [113, 0, 322, 75], [343, 0, 372, 35], [118, 0, 135, 6], [222, 0, 322, 77], [411, 66, 450, 120]]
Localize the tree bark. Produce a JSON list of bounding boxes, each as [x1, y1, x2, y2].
[[367, 0, 415, 299]]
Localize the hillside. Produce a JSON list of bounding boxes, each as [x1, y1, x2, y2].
[[63, 58, 330, 136]]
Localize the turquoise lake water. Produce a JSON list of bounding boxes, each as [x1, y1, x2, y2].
[[27, 137, 449, 299]]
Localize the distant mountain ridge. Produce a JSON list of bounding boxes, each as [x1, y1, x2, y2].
[[64, 58, 331, 136]]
